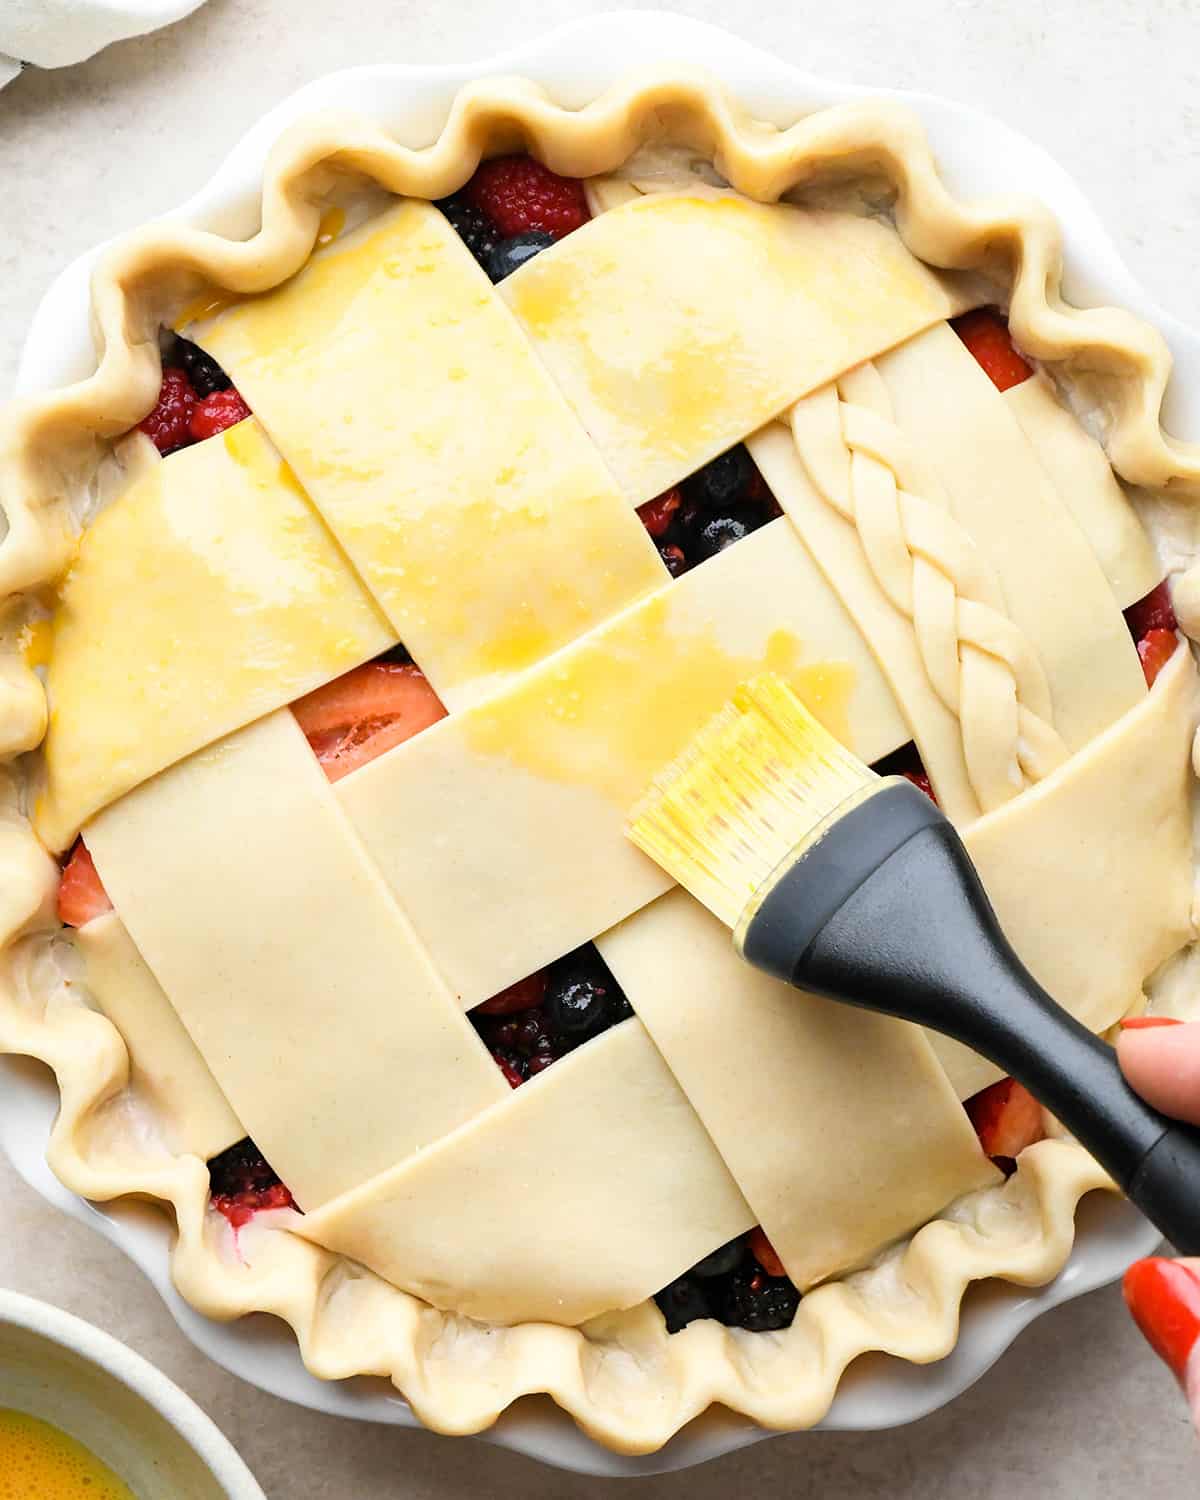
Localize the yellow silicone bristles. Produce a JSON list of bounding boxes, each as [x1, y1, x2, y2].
[[626, 673, 879, 932]]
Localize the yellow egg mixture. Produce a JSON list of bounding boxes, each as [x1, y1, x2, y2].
[[0, 1410, 135, 1499]]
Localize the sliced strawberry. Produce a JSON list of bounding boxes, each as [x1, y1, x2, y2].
[[1137, 628, 1177, 688], [637, 488, 683, 539], [747, 1226, 786, 1279], [475, 971, 548, 1016], [965, 1077, 1045, 1159], [901, 768, 937, 803], [1125, 579, 1178, 639], [291, 660, 447, 783], [57, 841, 113, 928], [951, 309, 1034, 392]]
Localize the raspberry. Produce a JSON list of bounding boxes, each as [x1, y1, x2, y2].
[[747, 1227, 786, 1279], [189, 388, 251, 443], [659, 544, 688, 578], [465, 156, 589, 240], [139, 367, 197, 454]]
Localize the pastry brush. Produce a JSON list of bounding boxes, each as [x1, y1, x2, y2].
[[626, 672, 1200, 1252]]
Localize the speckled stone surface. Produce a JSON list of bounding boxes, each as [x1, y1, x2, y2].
[[2, 3, 1199, 1495]]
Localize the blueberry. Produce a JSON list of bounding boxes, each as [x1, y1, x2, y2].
[[486, 230, 556, 283], [437, 195, 500, 271], [690, 1237, 746, 1280], [545, 970, 609, 1039], [717, 1267, 801, 1332], [655, 1274, 712, 1334], [686, 446, 754, 511], [693, 503, 764, 563], [172, 335, 231, 397]]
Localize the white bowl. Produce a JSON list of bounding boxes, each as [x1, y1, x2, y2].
[[0, 1287, 265, 1497], [4, 8, 1182, 1479]]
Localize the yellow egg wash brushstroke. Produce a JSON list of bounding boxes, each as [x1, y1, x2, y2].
[[463, 592, 854, 809], [0, 1410, 135, 1500]]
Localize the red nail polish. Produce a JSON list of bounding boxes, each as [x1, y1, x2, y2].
[[1124, 1258, 1200, 1382], [1120, 1016, 1185, 1030]]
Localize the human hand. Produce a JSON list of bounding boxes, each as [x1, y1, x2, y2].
[[1119, 1016, 1200, 1426]]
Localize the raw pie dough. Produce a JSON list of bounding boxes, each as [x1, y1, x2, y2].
[[0, 69, 1198, 1454]]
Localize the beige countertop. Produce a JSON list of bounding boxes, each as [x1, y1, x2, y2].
[[3, 2, 1199, 1494]]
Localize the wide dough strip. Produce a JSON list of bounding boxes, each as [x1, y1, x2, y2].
[[595, 890, 1000, 1292], [75, 912, 244, 1162], [1003, 373, 1160, 609], [500, 189, 971, 503], [335, 519, 910, 1009], [297, 1020, 757, 1327], [83, 708, 508, 1211], [193, 201, 668, 711], [35, 418, 395, 851]]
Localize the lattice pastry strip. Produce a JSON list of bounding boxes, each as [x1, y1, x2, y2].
[[35, 418, 396, 851], [75, 913, 244, 1162], [192, 201, 668, 713], [335, 518, 910, 1010], [297, 1020, 758, 1327], [499, 189, 973, 505], [84, 707, 509, 1212], [596, 890, 999, 1292]]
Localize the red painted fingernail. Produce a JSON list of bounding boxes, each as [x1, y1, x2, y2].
[[1124, 1258, 1200, 1382], [1120, 1016, 1184, 1030]]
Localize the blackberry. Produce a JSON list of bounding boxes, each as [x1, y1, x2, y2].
[[208, 1137, 281, 1198], [437, 194, 500, 271], [172, 335, 231, 397], [690, 1237, 746, 1280], [655, 1274, 712, 1334], [693, 503, 764, 563], [486, 230, 555, 284], [685, 446, 754, 511], [717, 1267, 801, 1332]]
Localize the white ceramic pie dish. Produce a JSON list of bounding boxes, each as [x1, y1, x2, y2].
[[3, 8, 1186, 1479], [0, 1285, 265, 1496]]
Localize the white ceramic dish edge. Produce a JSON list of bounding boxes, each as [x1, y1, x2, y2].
[[0, 1285, 266, 1497], [3, 9, 1180, 1478]]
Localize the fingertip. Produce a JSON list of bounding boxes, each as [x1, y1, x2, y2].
[[1118, 1021, 1200, 1127]]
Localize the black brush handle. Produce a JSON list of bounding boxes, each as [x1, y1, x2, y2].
[[741, 780, 1200, 1252]]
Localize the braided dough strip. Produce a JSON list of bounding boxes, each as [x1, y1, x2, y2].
[[790, 365, 1069, 810], [0, 69, 1192, 1449]]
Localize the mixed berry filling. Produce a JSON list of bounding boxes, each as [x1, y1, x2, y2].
[[637, 447, 783, 578], [80, 171, 1180, 1332], [138, 335, 248, 456], [207, 1137, 295, 1230], [469, 944, 633, 1087], [656, 1229, 800, 1334]]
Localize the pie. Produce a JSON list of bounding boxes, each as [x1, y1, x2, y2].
[[1, 71, 1197, 1453]]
